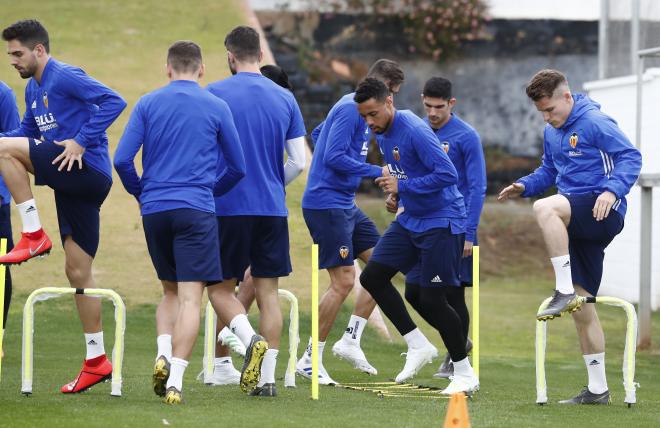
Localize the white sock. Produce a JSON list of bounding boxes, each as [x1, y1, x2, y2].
[[258, 348, 279, 386], [16, 199, 41, 233], [214, 356, 232, 369], [304, 337, 325, 363], [584, 352, 608, 394], [551, 255, 574, 294], [166, 357, 188, 391], [229, 314, 256, 346], [84, 332, 105, 360], [343, 315, 368, 344], [156, 334, 172, 361], [403, 328, 429, 349], [452, 357, 475, 378]]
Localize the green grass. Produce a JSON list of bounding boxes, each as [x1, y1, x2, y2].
[[1, 276, 658, 427]]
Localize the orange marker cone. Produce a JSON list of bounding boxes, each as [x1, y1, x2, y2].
[[443, 393, 471, 428]]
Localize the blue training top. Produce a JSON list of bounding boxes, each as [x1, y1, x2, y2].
[[425, 114, 486, 242], [207, 72, 306, 217], [114, 80, 245, 216], [377, 110, 466, 233], [0, 81, 20, 205], [0, 59, 126, 182], [517, 94, 641, 217], [302, 93, 382, 210]]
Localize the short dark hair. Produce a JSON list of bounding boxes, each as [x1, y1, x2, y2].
[[423, 77, 452, 99], [367, 59, 404, 91], [224, 26, 260, 62], [2, 19, 50, 53], [354, 77, 390, 104], [526, 69, 569, 101], [260, 64, 293, 91], [167, 40, 202, 73]]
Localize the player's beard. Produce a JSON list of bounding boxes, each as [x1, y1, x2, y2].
[[16, 59, 37, 79], [227, 58, 237, 75]]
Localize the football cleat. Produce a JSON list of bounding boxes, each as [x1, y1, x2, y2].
[[163, 386, 183, 404], [0, 228, 52, 265], [249, 382, 277, 397], [240, 335, 268, 393], [395, 343, 438, 383], [440, 373, 480, 396], [433, 338, 473, 379], [537, 291, 583, 320], [61, 354, 112, 393], [558, 387, 610, 405], [295, 355, 337, 385], [331, 338, 377, 375], [152, 355, 170, 397], [218, 327, 246, 357], [205, 360, 241, 386]]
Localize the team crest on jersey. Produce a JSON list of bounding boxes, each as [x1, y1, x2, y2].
[[393, 146, 400, 161], [569, 132, 578, 148], [339, 246, 349, 259], [42, 92, 48, 109], [441, 141, 450, 153]]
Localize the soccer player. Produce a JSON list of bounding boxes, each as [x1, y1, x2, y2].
[[0, 80, 19, 350], [402, 77, 486, 378], [356, 78, 479, 394], [114, 40, 246, 404], [498, 69, 641, 404], [207, 26, 307, 397], [0, 20, 126, 393], [296, 59, 404, 384]]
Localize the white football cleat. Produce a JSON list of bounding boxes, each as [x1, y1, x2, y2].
[[332, 339, 378, 375], [198, 358, 241, 385], [295, 355, 337, 385], [440, 374, 480, 395], [218, 327, 247, 357], [395, 343, 438, 383]]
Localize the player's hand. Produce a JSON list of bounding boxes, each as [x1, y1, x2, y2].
[[593, 191, 616, 221], [381, 165, 391, 177], [52, 139, 85, 172], [498, 182, 525, 201], [463, 240, 474, 258], [375, 175, 398, 194], [385, 193, 399, 213]]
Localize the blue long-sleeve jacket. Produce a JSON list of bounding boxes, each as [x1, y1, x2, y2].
[[0, 81, 20, 205], [517, 94, 642, 217], [425, 114, 486, 242], [0, 59, 126, 181], [303, 93, 382, 209], [378, 110, 466, 233], [114, 80, 245, 216]]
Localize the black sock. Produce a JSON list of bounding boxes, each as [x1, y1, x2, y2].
[[2, 268, 11, 327], [360, 261, 417, 336], [446, 286, 470, 341], [416, 287, 467, 362]]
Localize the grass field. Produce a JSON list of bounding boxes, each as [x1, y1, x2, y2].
[[1, 1, 659, 427]]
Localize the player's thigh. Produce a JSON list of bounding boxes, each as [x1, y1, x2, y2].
[[55, 191, 104, 259], [352, 207, 380, 263], [533, 193, 571, 225], [369, 220, 417, 274], [172, 209, 222, 284], [217, 216, 253, 281], [250, 216, 291, 278], [0, 137, 33, 173], [415, 228, 464, 287], [143, 210, 177, 282]]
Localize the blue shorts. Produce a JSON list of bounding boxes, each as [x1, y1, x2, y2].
[[303, 207, 380, 269], [405, 236, 477, 286], [371, 220, 464, 287], [143, 209, 221, 284], [29, 139, 111, 257], [567, 193, 624, 295], [217, 216, 291, 279]]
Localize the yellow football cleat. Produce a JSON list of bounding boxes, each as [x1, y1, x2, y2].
[[152, 356, 170, 397], [240, 334, 268, 393], [163, 386, 182, 405]]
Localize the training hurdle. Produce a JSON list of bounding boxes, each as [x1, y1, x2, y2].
[[202, 288, 300, 387], [535, 296, 638, 406], [21, 287, 126, 397]]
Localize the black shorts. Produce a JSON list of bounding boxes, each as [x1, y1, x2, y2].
[[143, 209, 221, 284], [567, 193, 624, 295], [29, 139, 111, 257], [217, 216, 291, 279]]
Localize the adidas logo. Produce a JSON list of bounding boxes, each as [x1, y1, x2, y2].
[[431, 275, 442, 283], [562, 261, 571, 268], [589, 360, 600, 366], [87, 340, 97, 345], [25, 205, 36, 213], [31, 100, 37, 109]]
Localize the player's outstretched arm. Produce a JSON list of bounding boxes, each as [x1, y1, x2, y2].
[[497, 182, 525, 201]]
